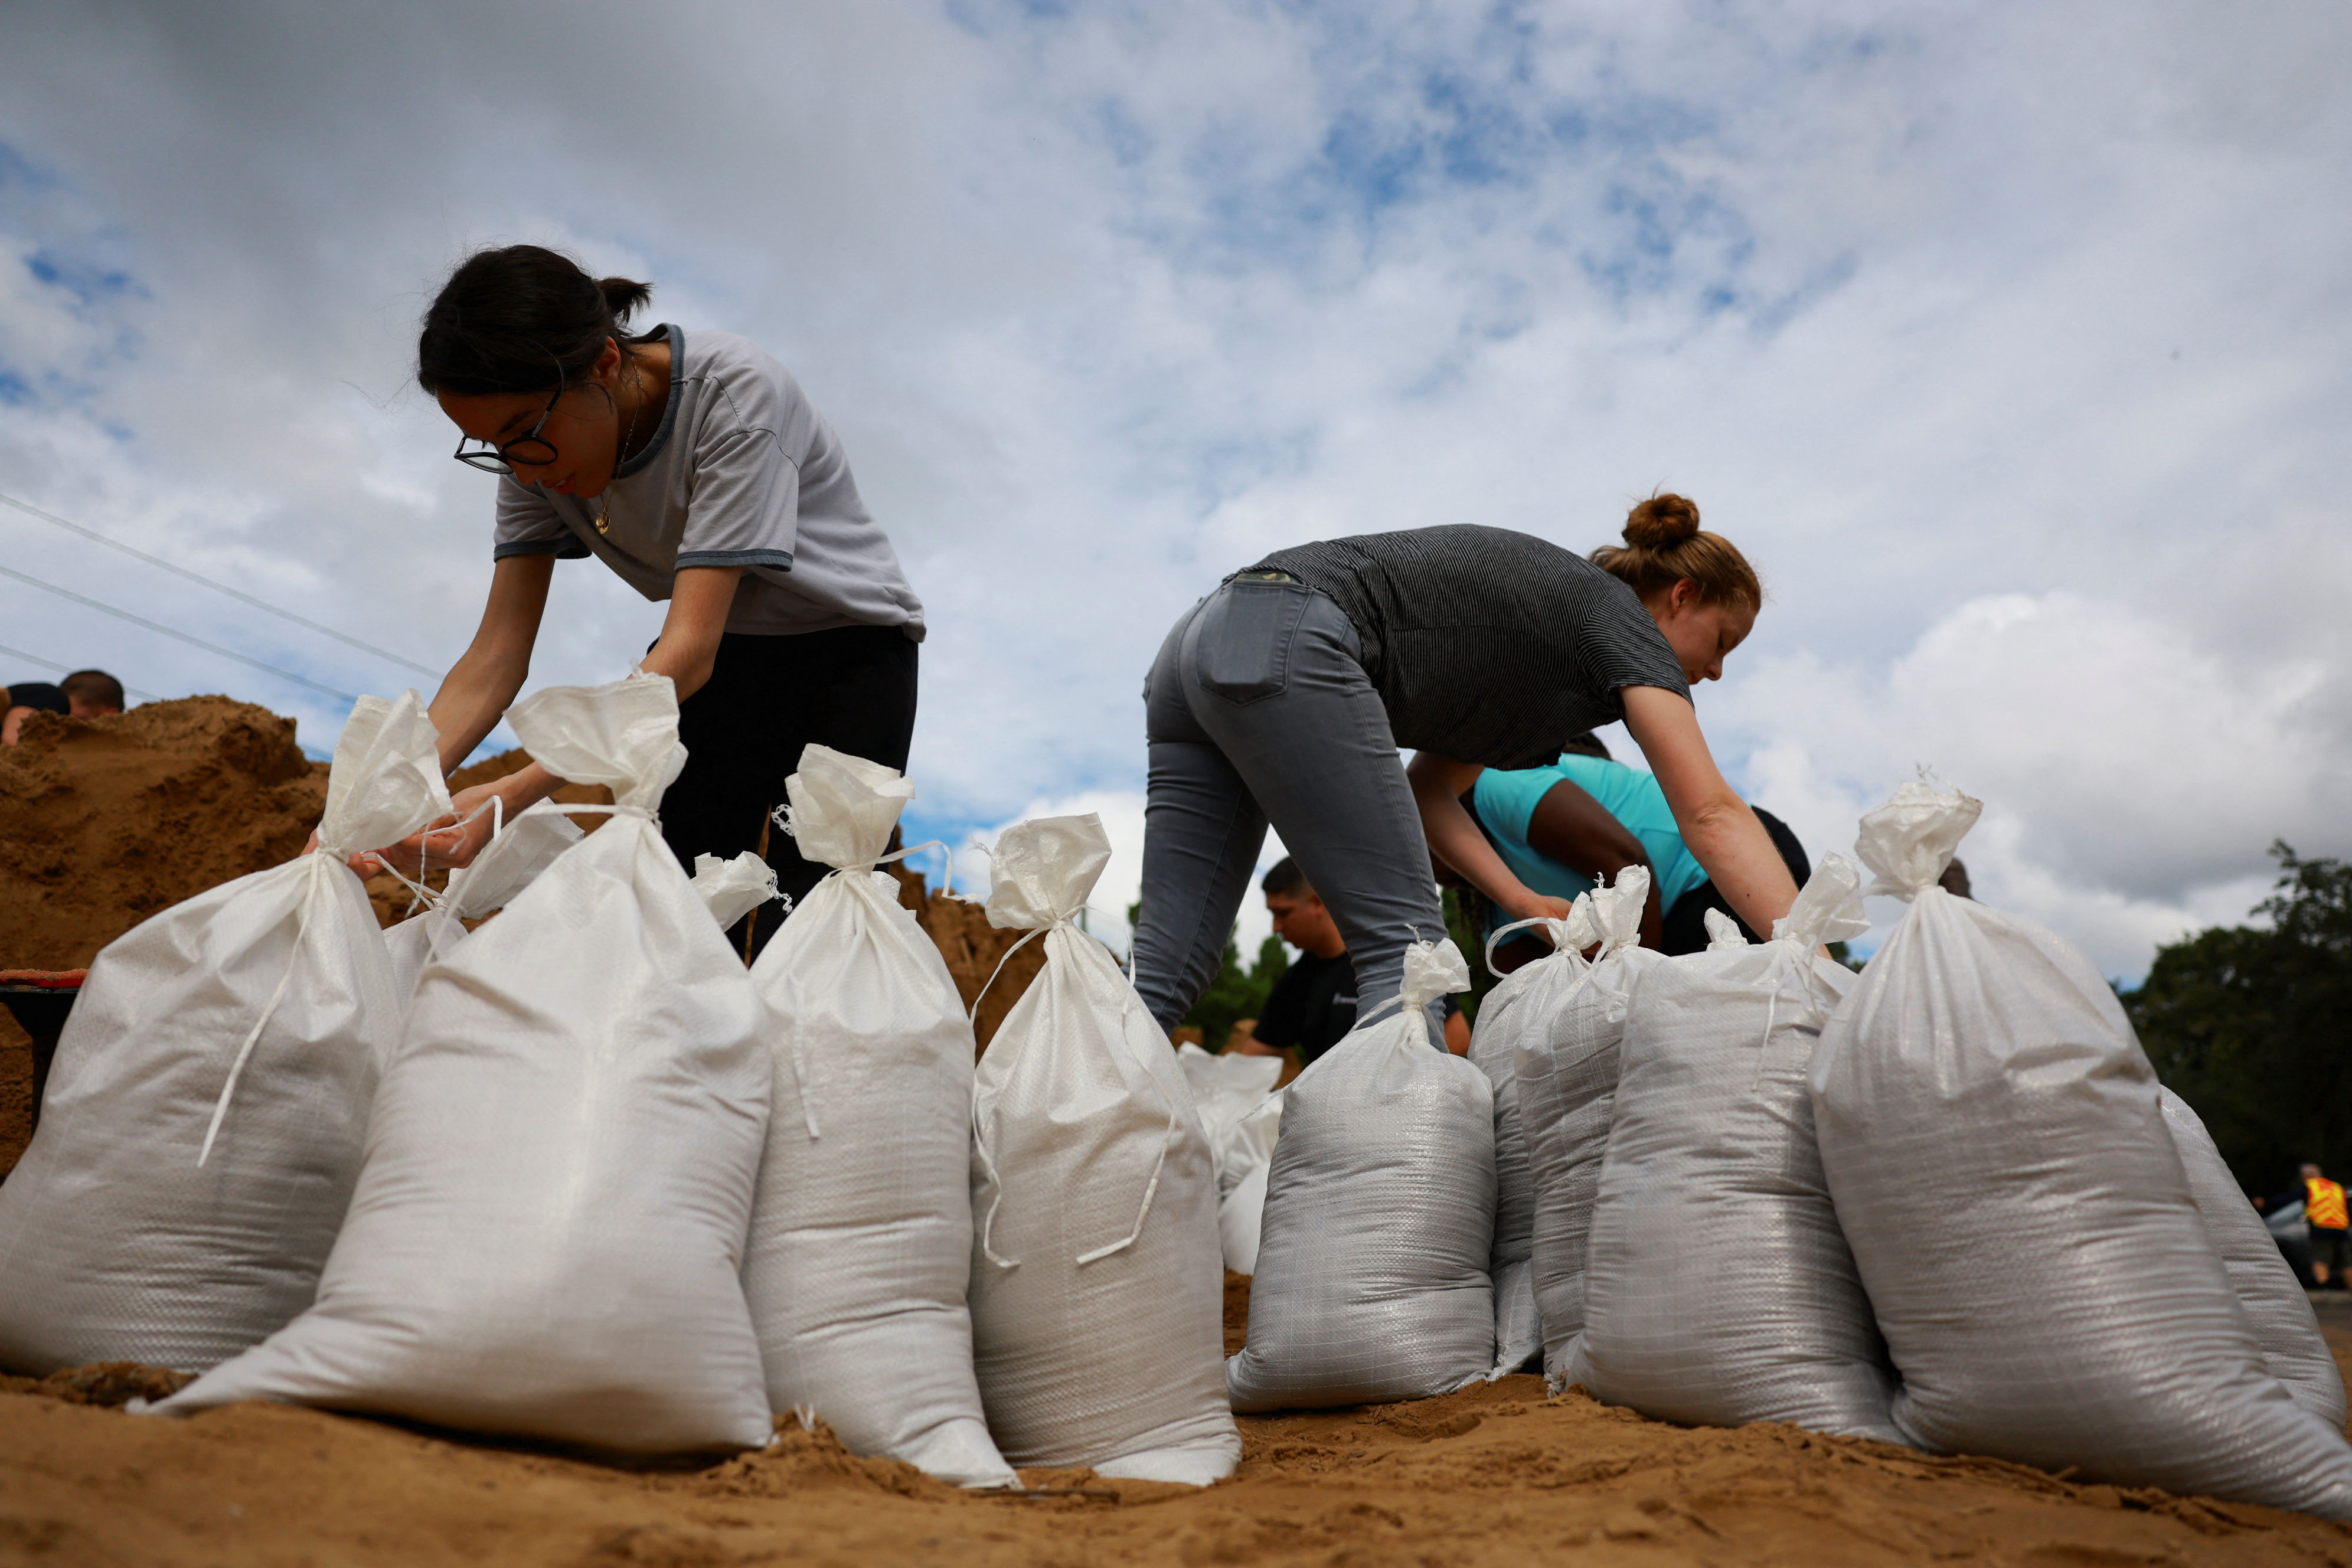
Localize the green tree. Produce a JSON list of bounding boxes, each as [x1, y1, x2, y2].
[[1180, 932, 1289, 1051], [1442, 887, 1496, 1024], [2127, 844, 2352, 1198]]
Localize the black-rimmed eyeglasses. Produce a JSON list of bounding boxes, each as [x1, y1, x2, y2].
[[452, 383, 565, 476]]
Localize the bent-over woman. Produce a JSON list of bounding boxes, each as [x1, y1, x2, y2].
[[1131, 496, 1791, 1033], [370, 245, 923, 954]]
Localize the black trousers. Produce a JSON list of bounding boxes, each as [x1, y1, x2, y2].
[[659, 624, 919, 958]]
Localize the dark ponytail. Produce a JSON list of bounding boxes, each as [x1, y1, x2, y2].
[[417, 244, 654, 397]]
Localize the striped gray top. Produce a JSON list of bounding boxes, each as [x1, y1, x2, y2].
[[1246, 525, 1691, 769]]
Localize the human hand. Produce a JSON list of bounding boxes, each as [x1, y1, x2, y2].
[[1505, 892, 1578, 929], [361, 783, 504, 877]]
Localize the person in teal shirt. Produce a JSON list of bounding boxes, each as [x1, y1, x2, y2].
[[1459, 734, 1810, 970]]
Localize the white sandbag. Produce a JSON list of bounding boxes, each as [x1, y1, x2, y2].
[[1571, 855, 1902, 1442], [967, 815, 1237, 1484], [2161, 1088, 2348, 1428], [1217, 1092, 1283, 1274], [694, 850, 781, 932], [157, 676, 773, 1455], [742, 746, 1013, 1488], [1812, 780, 2352, 1515], [382, 800, 582, 999], [1518, 868, 1664, 1389], [1468, 899, 1595, 1379], [1175, 1043, 1282, 1195], [1226, 939, 1495, 1410], [0, 693, 447, 1376]]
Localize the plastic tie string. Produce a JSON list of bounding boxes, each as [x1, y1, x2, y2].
[[200, 792, 510, 1168]]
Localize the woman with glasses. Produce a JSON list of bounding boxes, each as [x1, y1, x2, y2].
[[376, 244, 923, 953]]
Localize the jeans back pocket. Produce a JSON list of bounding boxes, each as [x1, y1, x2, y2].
[[1193, 580, 1311, 706]]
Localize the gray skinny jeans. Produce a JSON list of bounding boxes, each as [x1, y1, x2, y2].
[[1132, 577, 1448, 1040]]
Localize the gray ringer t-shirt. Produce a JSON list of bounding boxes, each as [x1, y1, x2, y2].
[[1246, 525, 1690, 770], [493, 326, 924, 639]]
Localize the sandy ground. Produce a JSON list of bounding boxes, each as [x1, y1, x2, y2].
[[3, 1282, 2348, 1567]]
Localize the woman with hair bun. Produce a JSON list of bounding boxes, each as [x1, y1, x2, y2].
[[1131, 498, 1792, 1033], [367, 244, 923, 953]]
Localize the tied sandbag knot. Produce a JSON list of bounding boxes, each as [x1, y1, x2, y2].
[[1854, 776, 1981, 900]]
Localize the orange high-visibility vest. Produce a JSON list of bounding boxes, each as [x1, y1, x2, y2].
[[2307, 1178, 2348, 1231]]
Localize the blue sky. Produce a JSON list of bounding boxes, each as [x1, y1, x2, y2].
[[2, 1, 2349, 975]]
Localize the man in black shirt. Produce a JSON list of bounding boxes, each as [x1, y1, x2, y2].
[[1246, 857, 1467, 1067]]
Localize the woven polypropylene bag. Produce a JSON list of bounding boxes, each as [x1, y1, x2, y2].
[[156, 677, 773, 1455], [967, 815, 1238, 1485], [1218, 1092, 1282, 1274], [2160, 1089, 2347, 1429], [742, 746, 1012, 1488], [1467, 901, 1593, 1379], [1812, 780, 2352, 1516], [1518, 868, 1664, 1389], [0, 692, 447, 1376], [1570, 855, 1902, 1442], [383, 800, 580, 1000], [1176, 1043, 1282, 1195], [1226, 939, 1495, 1410]]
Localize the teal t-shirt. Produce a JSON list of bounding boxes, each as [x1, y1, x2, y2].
[[1470, 754, 1713, 922]]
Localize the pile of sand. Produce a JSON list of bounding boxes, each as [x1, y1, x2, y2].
[[0, 698, 1044, 1177]]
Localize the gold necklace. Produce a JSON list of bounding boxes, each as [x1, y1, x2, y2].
[[594, 363, 645, 535]]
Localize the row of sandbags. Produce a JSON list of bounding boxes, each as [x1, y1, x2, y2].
[[0, 678, 1238, 1485], [1223, 781, 2352, 1520]]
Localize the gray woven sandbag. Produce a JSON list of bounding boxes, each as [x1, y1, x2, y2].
[[1467, 901, 1594, 1378], [1812, 781, 2352, 1517], [1517, 868, 1665, 1390], [968, 815, 1239, 1485], [2160, 1088, 2347, 1429], [1570, 855, 1903, 1443], [156, 678, 774, 1455], [0, 692, 447, 1376], [1227, 939, 1495, 1410], [744, 747, 1013, 1488]]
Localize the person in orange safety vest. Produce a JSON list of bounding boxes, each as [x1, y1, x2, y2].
[[2298, 1164, 2348, 1288]]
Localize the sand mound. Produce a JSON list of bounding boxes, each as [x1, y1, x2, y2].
[[0, 707, 1046, 1177], [4, 1293, 2347, 1565], [0, 697, 326, 972]]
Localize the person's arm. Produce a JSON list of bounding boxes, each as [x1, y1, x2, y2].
[[1620, 685, 1796, 940], [1405, 752, 1576, 925], [1523, 779, 1664, 950], [0, 707, 28, 747], [373, 563, 743, 872]]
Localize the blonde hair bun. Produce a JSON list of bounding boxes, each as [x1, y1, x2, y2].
[[1623, 493, 1701, 547]]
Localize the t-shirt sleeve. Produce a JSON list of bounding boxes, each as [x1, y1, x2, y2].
[[674, 368, 806, 574], [1579, 579, 1691, 705], [492, 476, 584, 560], [1472, 765, 1566, 852], [1252, 960, 1311, 1051]]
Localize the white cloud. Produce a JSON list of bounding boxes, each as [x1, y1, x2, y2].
[[1710, 589, 2348, 978]]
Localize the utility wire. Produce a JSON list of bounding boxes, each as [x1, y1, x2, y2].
[[0, 490, 441, 678], [0, 561, 362, 704], [0, 642, 163, 704]]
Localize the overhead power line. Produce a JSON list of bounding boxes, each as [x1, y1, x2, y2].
[[0, 490, 442, 678], [0, 561, 362, 704], [0, 641, 163, 704]]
